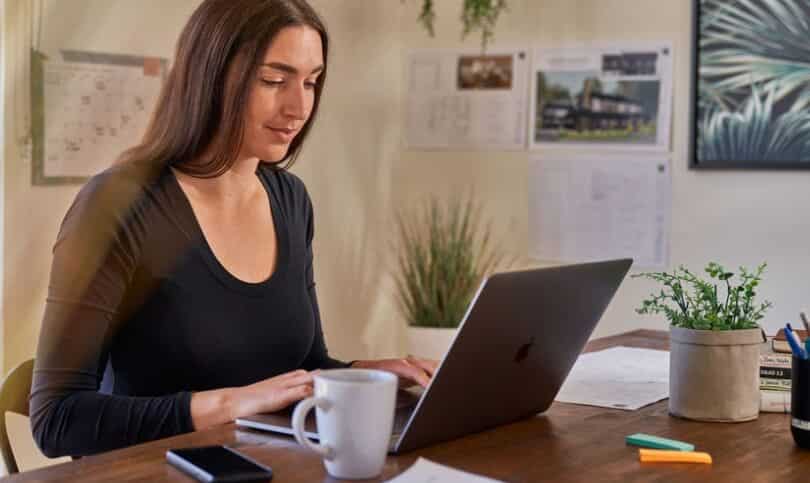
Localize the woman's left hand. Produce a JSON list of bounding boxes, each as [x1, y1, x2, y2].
[[351, 356, 439, 388]]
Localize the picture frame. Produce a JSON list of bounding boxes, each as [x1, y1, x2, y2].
[[690, 0, 810, 170]]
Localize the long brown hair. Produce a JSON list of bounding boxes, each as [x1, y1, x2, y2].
[[121, 0, 328, 177]]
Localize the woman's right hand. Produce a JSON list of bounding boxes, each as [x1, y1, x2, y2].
[[191, 369, 317, 430], [229, 369, 318, 418]]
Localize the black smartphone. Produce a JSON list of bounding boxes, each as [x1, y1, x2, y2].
[[166, 445, 273, 482]]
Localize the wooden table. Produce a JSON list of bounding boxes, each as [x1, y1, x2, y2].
[[7, 330, 810, 482]]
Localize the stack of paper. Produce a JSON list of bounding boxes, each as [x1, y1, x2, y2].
[[554, 346, 669, 410]]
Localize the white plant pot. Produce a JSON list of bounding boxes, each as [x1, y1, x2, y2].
[[405, 326, 458, 361], [669, 326, 763, 422]]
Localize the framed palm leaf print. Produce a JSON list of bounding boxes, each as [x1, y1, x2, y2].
[[690, 0, 810, 169]]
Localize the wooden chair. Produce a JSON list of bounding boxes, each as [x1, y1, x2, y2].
[[0, 359, 34, 474]]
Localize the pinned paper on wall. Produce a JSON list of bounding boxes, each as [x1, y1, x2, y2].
[[31, 49, 167, 185], [528, 154, 671, 268], [405, 48, 530, 151], [529, 42, 673, 152]]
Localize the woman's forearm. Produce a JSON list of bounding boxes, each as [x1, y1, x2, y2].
[[189, 388, 236, 430]]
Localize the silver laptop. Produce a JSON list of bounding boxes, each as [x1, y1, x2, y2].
[[236, 258, 632, 454]]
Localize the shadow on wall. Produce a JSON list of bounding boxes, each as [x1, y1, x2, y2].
[[4, 197, 65, 372], [302, 0, 404, 360], [309, 94, 402, 360]]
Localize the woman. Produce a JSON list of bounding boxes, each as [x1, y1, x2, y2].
[[30, 0, 436, 458]]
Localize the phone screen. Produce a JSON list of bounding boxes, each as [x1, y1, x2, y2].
[[167, 445, 273, 482]]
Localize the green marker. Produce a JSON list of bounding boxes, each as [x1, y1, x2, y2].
[[626, 433, 695, 451]]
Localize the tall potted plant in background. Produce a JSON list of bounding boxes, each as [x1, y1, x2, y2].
[[393, 195, 505, 360], [634, 262, 772, 422]]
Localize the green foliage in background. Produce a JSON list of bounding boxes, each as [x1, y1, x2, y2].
[[633, 262, 772, 331], [393, 196, 504, 328], [411, 0, 508, 49]]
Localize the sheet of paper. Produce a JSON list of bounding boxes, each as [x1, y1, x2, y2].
[[528, 153, 671, 268], [405, 48, 529, 150], [41, 52, 164, 178], [529, 42, 673, 152], [386, 458, 504, 483], [555, 346, 669, 410]]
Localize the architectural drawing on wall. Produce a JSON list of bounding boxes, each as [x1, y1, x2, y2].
[[529, 43, 673, 152], [528, 154, 671, 268], [31, 49, 167, 185], [405, 48, 529, 151]]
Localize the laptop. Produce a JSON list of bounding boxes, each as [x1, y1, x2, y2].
[[236, 258, 632, 453]]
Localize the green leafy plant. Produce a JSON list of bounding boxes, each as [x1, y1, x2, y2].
[[411, 0, 508, 50], [633, 262, 772, 331], [393, 195, 504, 328]]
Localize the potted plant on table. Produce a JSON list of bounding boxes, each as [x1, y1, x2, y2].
[[634, 262, 772, 422], [393, 195, 505, 360]]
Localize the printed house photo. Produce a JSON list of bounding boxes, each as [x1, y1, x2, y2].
[[457, 55, 513, 90], [691, 0, 810, 169], [602, 51, 659, 76], [534, 71, 660, 144]]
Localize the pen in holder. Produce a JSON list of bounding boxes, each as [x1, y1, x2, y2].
[[791, 355, 810, 449]]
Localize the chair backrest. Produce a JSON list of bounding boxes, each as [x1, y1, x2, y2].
[[0, 359, 34, 474]]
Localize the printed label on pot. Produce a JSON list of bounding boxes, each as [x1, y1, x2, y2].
[[792, 418, 810, 431]]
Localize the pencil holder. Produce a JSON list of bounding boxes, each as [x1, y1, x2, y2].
[[791, 356, 810, 448]]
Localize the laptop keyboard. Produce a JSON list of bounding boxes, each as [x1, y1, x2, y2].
[[396, 388, 421, 410], [235, 387, 423, 448], [392, 389, 420, 435]]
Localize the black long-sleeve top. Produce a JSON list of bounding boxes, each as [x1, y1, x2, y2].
[[29, 161, 347, 458]]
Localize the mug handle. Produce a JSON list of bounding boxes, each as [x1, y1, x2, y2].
[[292, 398, 334, 460]]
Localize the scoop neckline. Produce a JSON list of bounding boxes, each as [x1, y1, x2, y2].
[[167, 166, 288, 296]]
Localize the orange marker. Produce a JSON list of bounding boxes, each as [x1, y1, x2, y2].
[[639, 448, 712, 464]]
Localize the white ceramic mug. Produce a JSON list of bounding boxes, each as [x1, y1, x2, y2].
[[291, 369, 397, 480]]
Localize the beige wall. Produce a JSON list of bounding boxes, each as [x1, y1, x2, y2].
[[3, 0, 810, 375]]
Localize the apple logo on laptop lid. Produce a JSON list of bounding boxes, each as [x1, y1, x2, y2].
[[514, 337, 535, 363]]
